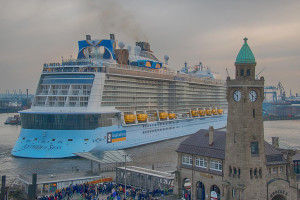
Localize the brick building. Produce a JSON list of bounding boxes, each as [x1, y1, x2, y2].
[[174, 38, 299, 200]]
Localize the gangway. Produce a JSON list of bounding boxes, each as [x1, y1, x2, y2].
[[116, 166, 174, 191]]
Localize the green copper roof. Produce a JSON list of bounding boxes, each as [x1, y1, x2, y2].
[[235, 38, 256, 64]]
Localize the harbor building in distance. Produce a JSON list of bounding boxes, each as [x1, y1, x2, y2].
[[174, 38, 298, 200]]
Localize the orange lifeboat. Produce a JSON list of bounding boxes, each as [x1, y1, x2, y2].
[[212, 108, 218, 115], [168, 113, 176, 119], [137, 114, 148, 122], [206, 109, 212, 116], [124, 114, 136, 124], [191, 110, 199, 117], [159, 112, 168, 120], [199, 110, 205, 116], [218, 109, 223, 115]]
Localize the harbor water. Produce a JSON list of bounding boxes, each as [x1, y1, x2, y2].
[[0, 113, 300, 184]]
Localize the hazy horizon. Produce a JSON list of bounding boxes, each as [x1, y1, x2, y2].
[[0, 0, 299, 96]]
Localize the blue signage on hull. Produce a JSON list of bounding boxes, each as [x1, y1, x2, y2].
[[107, 130, 126, 143]]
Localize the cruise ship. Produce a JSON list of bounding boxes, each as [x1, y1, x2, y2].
[[12, 34, 227, 158]]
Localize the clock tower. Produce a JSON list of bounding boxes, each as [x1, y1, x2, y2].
[[223, 38, 266, 199]]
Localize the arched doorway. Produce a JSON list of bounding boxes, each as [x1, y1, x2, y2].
[[272, 194, 287, 200], [196, 181, 205, 200], [182, 178, 191, 200], [210, 185, 220, 200]]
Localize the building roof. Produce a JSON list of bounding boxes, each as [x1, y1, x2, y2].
[[176, 129, 288, 166], [177, 129, 225, 159], [235, 38, 256, 64]]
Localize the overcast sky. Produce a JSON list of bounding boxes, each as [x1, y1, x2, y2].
[[0, 0, 299, 97]]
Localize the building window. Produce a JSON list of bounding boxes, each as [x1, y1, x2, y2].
[[279, 166, 283, 173], [196, 157, 207, 168], [182, 155, 193, 165], [251, 142, 259, 156], [240, 69, 244, 76], [254, 168, 257, 176], [273, 167, 277, 174], [259, 168, 262, 178], [210, 159, 222, 171], [247, 69, 250, 76]]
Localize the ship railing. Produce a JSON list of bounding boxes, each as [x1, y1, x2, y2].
[[103, 62, 176, 76], [42, 60, 175, 76]]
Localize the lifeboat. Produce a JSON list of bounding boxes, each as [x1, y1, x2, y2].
[[218, 109, 223, 115], [124, 114, 136, 124], [199, 110, 205, 116], [206, 109, 212, 116], [159, 112, 168, 120], [191, 110, 199, 117], [137, 114, 148, 122], [212, 108, 218, 115], [168, 113, 176, 119]]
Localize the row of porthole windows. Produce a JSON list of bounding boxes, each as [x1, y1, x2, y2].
[[22, 137, 89, 142], [143, 126, 177, 134]]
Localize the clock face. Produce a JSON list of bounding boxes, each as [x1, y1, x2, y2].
[[233, 90, 241, 102], [249, 90, 257, 102]]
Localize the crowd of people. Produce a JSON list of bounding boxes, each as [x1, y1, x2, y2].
[[37, 181, 174, 200]]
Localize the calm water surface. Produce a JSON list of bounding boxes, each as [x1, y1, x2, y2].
[[0, 113, 299, 183]]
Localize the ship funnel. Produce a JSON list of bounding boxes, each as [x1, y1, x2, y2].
[[136, 42, 151, 52], [115, 49, 129, 65], [86, 35, 91, 40], [110, 34, 115, 40]]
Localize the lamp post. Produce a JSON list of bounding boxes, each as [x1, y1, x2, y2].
[[122, 154, 129, 199]]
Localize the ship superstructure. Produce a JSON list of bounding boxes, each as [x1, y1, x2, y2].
[[12, 34, 227, 158]]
